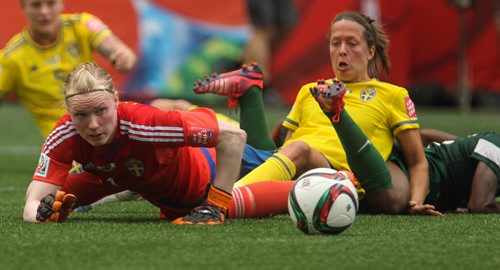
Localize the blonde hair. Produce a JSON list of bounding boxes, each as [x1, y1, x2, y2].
[[63, 62, 116, 107], [330, 11, 391, 78]]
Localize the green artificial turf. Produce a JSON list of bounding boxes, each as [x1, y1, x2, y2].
[[0, 102, 499, 270]]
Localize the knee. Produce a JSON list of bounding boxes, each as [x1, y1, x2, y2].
[[280, 141, 311, 165]]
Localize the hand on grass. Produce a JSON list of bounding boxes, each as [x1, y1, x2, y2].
[[408, 201, 443, 216]]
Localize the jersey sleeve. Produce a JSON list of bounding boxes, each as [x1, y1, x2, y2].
[[389, 87, 420, 136], [32, 116, 76, 185], [119, 102, 219, 147], [283, 84, 310, 131], [32, 152, 72, 186], [182, 107, 219, 147], [78, 12, 113, 50]]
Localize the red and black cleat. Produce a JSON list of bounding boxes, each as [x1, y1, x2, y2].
[[193, 62, 264, 110], [309, 79, 347, 123]]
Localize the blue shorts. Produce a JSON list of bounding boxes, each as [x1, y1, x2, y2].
[[240, 144, 276, 177]]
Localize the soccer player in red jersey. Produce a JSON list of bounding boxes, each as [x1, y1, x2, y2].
[[23, 62, 246, 224]]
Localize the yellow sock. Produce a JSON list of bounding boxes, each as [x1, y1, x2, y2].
[[235, 153, 296, 188]]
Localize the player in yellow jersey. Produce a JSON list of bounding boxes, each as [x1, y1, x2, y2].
[[194, 11, 439, 216], [0, 0, 137, 138]]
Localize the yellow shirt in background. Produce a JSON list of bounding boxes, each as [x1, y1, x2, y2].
[[0, 13, 112, 137]]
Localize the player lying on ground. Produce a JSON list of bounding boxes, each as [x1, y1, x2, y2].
[[227, 129, 500, 217], [23, 62, 247, 225]]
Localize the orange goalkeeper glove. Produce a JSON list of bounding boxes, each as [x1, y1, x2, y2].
[[171, 184, 231, 225], [36, 191, 78, 223]]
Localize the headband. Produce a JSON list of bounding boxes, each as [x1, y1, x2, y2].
[[65, 88, 114, 100]]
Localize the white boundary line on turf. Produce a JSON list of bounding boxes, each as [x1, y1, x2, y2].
[[0, 145, 40, 155]]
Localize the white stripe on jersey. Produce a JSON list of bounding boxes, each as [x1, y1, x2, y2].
[[123, 128, 184, 138], [125, 135, 185, 143], [120, 120, 183, 131], [43, 121, 79, 154], [119, 120, 185, 143], [474, 139, 500, 167], [43, 130, 80, 154]]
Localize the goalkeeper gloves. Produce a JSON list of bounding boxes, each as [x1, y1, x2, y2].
[[36, 191, 78, 223], [171, 184, 231, 225]]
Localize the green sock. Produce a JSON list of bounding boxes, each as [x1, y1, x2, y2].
[[239, 86, 276, 150], [326, 110, 392, 194]]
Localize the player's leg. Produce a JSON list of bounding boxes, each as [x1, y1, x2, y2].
[[73, 190, 141, 212], [467, 134, 500, 213], [310, 80, 406, 213], [193, 63, 276, 150], [467, 161, 499, 213], [235, 140, 331, 188], [228, 181, 294, 218]]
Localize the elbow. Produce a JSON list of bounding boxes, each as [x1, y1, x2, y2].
[[220, 127, 247, 149], [235, 129, 247, 148]]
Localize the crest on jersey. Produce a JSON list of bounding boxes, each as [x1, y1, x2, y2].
[[360, 86, 376, 102], [69, 160, 84, 174], [126, 158, 144, 177], [34, 153, 50, 178], [67, 43, 80, 58]]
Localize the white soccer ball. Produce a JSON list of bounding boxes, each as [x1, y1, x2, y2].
[[288, 168, 359, 235]]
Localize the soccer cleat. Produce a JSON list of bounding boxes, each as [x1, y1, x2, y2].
[[171, 184, 231, 225], [171, 204, 225, 225], [309, 79, 347, 123], [193, 62, 264, 109]]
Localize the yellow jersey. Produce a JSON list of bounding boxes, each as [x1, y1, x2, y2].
[[282, 78, 419, 171], [0, 13, 112, 137]]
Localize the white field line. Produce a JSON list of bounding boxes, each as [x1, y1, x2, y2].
[[0, 145, 40, 155]]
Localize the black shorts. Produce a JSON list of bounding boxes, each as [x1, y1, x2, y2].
[[246, 0, 298, 27]]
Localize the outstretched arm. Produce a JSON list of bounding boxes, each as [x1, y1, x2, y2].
[[24, 181, 61, 222], [96, 35, 137, 72]]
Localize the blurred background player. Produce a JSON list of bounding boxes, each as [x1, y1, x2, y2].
[[0, 0, 137, 138], [243, 0, 298, 93]]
